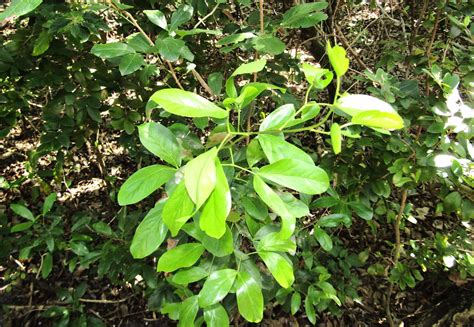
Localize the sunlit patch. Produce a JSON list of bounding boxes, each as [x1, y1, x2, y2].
[[442, 255, 456, 268], [433, 154, 455, 168]]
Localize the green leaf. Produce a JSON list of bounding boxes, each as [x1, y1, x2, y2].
[[138, 122, 182, 167], [330, 123, 342, 154], [11, 221, 35, 233], [150, 89, 228, 119], [126, 33, 152, 53], [260, 104, 295, 131], [258, 134, 314, 165], [234, 82, 285, 109], [32, 30, 52, 56], [0, 0, 42, 21], [157, 243, 205, 272], [314, 226, 333, 251], [301, 63, 333, 89], [336, 94, 404, 130], [176, 28, 222, 37], [280, 2, 328, 28], [130, 202, 168, 259], [286, 102, 321, 127], [92, 221, 113, 236], [144, 10, 167, 30], [291, 292, 301, 315], [326, 42, 349, 77], [231, 59, 267, 77], [208, 72, 224, 95], [171, 266, 208, 285], [91, 42, 135, 59], [257, 232, 296, 254], [42, 193, 57, 216], [235, 271, 264, 323], [169, 4, 194, 32], [41, 253, 53, 279], [217, 32, 255, 46], [163, 181, 195, 236], [118, 165, 176, 205], [258, 251, 294, 288], [198, 269, 237, 307], [305, 297, 317, 324], [204, 304, 230, 327], [257, 158, 329, 195], [252, 35, 286, 55], [253, 175, 295, 238], [242, 196, 268, 221], [200, 158, 231, 239], [183, 223, 234, 257], [246, 138, 265, 167], [119, 53, 145, 76], [179, 295, 199, 327], [10, 203, 35, 221], [185, 148, 218, 209], [348, 202, 373, 220], [156, 37, 193, 62]]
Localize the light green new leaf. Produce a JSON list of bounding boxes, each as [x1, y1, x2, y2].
[[200, 158, 231, 239], [259, 104, 295, 131], [91, 42, 135, 59], [330, 123, 342, 154], [150, 89, 228, 119], [0, 0, 42, 21], [257, 158, 329, 195], [336, 94, 404, 130], [204, 304, 230, 327], [314, 226, 333, 251], [198, 269, 237, 307], [118, 165, 176, 205], [301, 63, 334, 89], [253, 175, 295, 238], [231, 59, 267, 77], [252, 35, 286, 55], [42, 193, 57, 215], [163, 181, 194, 236], [179, 295, 199, 327], [172, 266, 208, 285], [246, 138, 265, 167], [138, 122, 181, 167], [291, 292, 302, 315], [257, 232, 296, 254], [119, 53, 145, 76], [182, 223, 234, 257], [258, 251, 294, 288], [10, 204, 35, 221], [144, 10, 167, 30], [184, 148, 218, 209], [235, 271, 264, 323], [326, 42, 349, 77], [258, 134, 314, 165], [157, 243, 204, 272], [130, 202, 168, 259]]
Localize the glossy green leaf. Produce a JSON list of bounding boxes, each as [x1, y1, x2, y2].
[[258, 134, 314, 165], [301, 63, 333, 89], [258, 251, 294, 288], [42, 193, 57, 216], [171, 266, 208, 285], [330, 123, 342, 154], [235, 271, 264, 323], [280, 192, 310, 218], [242, 196, 268, 221], [144, 10, 167, 30], [169, 4, 194, 32], [179, 296, 199, 327], [150, 89, 228, 119], [352, 110, 404, 130], [291, 292, 301, 315], [257, 232, 296, 254], [200, 158, 231, 239], [138, 122, 181, 167], [11, 203, 35, 221], [198, 269, 237, 307], [204, 304, 230, 327], [0, 0, 42, 21], [119, 53, 145, 76], [252, 35, 286, 55], [259, 104, 295, 131], [257, 158, 329, 194], [281, 2, 328, 28], [326, 42, 349, 77], [163, 181, 194, 236], [157, 243, 205, 272], [118, 165, 176, 205], [234, 82, 285, 109], [286, 102, 321, 127], [130, 203, 167, 258], [185, 148, 218, 209], [183, 223, 234, 257], [314, 226, 333, 251], [41, 253, 53, 279], [217, 32, 255, 46], [91, 42, 135, 59], [253, 175, 295, 238], [231, 59, 267, 77], [246, 138, 265, 167]]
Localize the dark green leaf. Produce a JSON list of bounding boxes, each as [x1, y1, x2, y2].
[[169, 4, 194, 32], [10, 203, 35, 221], [144, 10, 167, 30], [119, 53, 145, 76], [42, 193, 57, 216], [41, 253, 53, 279], [91, 42, 135, 59], [281, 2, 328, 28], [314, 226, 333, 251]]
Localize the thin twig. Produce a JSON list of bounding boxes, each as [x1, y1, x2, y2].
[[424, 2, 445, 96], [408, 0, 429, 54], [334, 25, 369, 71]]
